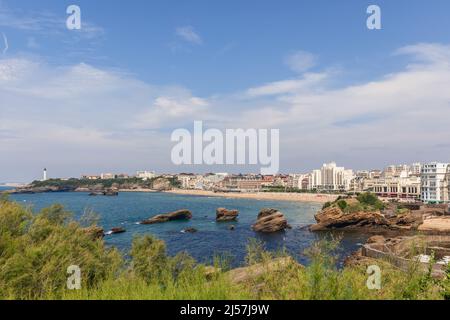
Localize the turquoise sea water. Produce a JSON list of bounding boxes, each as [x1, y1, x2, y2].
[[3, 187, 367, 266]]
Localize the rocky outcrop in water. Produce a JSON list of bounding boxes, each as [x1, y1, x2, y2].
[[310, 201, 448, 232], [140, 209, 193, 225], [310, 207, 389, 231], [89, 189, 119, 196], [252, 208, 290, 233], [216, 208, 239, 222], [9, 186, 76, 194], [105, 227, 126, 235]]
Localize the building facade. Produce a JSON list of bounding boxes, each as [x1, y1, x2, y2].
[[443, 166, 450, 203], [421, 162, 449, 203], [309, 162, 354, 191], [136, 171, 157, 180], [372, 176, 421, 200]]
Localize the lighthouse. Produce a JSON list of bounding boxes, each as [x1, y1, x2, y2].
[[43, 168, 47, 181]]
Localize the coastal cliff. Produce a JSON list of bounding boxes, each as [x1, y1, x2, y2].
[[310, 193, 450, 233], [4, 176, 178, 195]]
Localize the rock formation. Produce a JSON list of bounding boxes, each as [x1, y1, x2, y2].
[[310, 202, 449, 232], [252, 208, 289, 233], [387, 211, 423, 230], [310, 206, 389, 231], [152, 178, 172, 191], [106, 227, 126, 235], [89, 189, 119, 196], [216, 208, 239, 222], [346, 235, 450, 279], [182, 227, 198, 233], [10, 185, 76, 194], [140, 209, 192, 225]]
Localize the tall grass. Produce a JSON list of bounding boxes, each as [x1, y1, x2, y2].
[[0, 197, 449, 300]]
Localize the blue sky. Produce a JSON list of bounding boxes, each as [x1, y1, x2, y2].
[[3, 0, 450, 94], [1, 0, 450, 181]]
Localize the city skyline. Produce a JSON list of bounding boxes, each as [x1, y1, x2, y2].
[[3, 159, 445, 183], [7, 160, 450, 204], [1, 1, 450, 181]]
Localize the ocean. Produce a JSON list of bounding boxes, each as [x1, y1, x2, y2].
[[3, 187, 368, 266]]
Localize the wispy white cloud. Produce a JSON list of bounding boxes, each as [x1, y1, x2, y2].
[[134, 95, 210, 129], [175, 26, 203, 45], [394, 43, 450, 67], [246, 72, 329, 97], [1, 32, 7, 54], [284, 50, 317, 73], [1, 43, 450, 180]]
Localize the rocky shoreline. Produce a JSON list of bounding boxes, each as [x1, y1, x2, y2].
[[310, 198, 450, 234], [2, 177, 175, 195], [309, 194, 450, 275], [345, 234, 450, 279]]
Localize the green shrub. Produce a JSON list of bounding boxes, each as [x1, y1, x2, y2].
[[131, 235, 168, 282], [322, 202, 332, 210], [357, 192, 385, 210], [337, 200, 348, 211], [346, 203, 364, 214], [0, 201, 122, 299]]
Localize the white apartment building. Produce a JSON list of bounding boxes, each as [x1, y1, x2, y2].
[[369, 170, 382, 179], [372, 176, 421, 200], [409, 163, 422, 176], [100, 173, 115, 179], [136, 171, 157, 180], [287, 174, 309, 189], [383, 164, 414, 178], [442, 166, 450, 203], [421, 162, 449, 203], [201, 174, 227, 190], [177, 174, 204, 189], [309, 170, 322, 190], [309, 162, 354, 191]]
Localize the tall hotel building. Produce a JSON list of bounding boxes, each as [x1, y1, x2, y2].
[[420, 162, 449, 203]]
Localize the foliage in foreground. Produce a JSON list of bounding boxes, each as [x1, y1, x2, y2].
[[0, 197, 449, 300]]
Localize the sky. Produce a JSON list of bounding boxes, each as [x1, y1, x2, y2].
[[1, 0, 450, 182]]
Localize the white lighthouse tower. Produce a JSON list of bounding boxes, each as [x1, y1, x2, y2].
[[43, 168, 47, 181]]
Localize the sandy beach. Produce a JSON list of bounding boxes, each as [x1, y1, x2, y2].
[[164, 189, 339, 203], [119, 188, 158, 193]]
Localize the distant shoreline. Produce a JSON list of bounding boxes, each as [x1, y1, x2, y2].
[[163, 189, 339, 203], [5, 186, 339, 203], [0, 184, 25, 188], [118, 188, 158, 193]]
